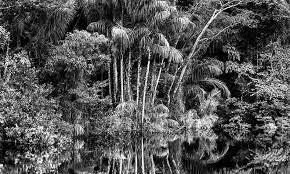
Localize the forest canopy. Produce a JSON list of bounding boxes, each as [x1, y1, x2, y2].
[[0, 0, 289, 152]]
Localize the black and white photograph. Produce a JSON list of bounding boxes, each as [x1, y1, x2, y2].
[[0, 0, 289, 173]]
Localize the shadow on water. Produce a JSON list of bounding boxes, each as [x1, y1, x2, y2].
[[1, 130, 290, 174]]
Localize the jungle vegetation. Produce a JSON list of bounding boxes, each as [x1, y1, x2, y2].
[[0, 0, 289, 172]]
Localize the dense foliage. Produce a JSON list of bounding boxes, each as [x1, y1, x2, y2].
[[0, 0, 289, 173]]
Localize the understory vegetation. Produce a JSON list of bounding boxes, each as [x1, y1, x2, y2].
[[0, 0, 290, 172]]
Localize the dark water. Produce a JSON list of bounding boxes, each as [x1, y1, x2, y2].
[[1, 130, 290, 174]]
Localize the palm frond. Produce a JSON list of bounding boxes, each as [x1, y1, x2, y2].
[[152, 10, 171, 24], [112, 25, 131, 50], [133, 27, 151, 40], [74, 123, 85, 136], [169, 47, 183, 63], [172, 16, 193, 31], [43, 0, 77, 43], [199, 89, 221, 115], [152, 0, 170, 10], [161, 72, 176, 84], [116, 101, 137, 115], [151, 44, 170, 59], [154, 104, 169, 114], [140, 34, 152, 50], [199, 78, 230, 98], [187, 62, 223, 83], [184, 84, 206, 102], [155, 33, 170, 47], [87, 20, 111, 34]]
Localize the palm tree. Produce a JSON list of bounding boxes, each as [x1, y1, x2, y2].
[[7, 0, 230, 126], [182, 59, 230, 107]]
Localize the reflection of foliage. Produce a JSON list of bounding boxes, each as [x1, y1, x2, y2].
[[182, 135, 229, 165], [250, 148, 290, 168], [223, 116, 251, 141]]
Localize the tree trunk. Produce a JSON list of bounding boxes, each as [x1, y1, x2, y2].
[[108, 62, 112, 102], [119, 158, 123, 174], [107, 157, 112, 174], [136, 55, 141, 123], [126, 151, 131, 174], [141, 138, 145, 174], [113, 51, 118, 103], [166, 156, 173, 174], [152, 57, 165, 106], [151, 154, 156, 174], [135, 150, 138, 174], [150, 58, 156, 97], [167, 65, 179, 106], [120, 53, 124, 103], [127, 50, 133, 101], [173, 10, 220, 97], [142, 50, 151, 125]]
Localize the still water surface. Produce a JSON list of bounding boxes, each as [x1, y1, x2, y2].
[[2, 130, 290, 174]]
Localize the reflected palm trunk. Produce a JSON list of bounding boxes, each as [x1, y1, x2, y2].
[[150, 154, 156, 174], [126, 151, 131, 174], [107, 157, 112, 174], [119, 158, 123, 174], [166, 156, 173, 174], [135, 145, 138, 174], [172, 158, 180, 174], [141, 138, 145, 174]]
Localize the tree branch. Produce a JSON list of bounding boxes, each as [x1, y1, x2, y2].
[[173, 0, 242, 97], [200, 24, 234, 43], [221, 0, 243, 11]]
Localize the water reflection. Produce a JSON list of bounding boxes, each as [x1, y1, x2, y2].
[[2, 130, 290, 174]]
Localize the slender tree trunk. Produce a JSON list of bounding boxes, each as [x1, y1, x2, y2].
[[136, 56, 141, 123], [141, 138, 145, 174], [107, 157, 112, 174], [142, 50, 151, 125], [150, 57, 156, 96], [167, 65, 179, 106], [120, 52, 124, 103], [152, 57, 165, 106], [113, 51, 118, 103], [166, 156, 173, 174], [126, 151, 131, 174], [112, 159, 116, 174], [173, 10, 220, 96], [165, 36, 180, 73], [108, 62, 112, 102], [127, 50, 133, 101], [120, 158, 123, 174], [172, 159, 180, 174], [135, 147, 138, 174], [151, 154, 156, 174]]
